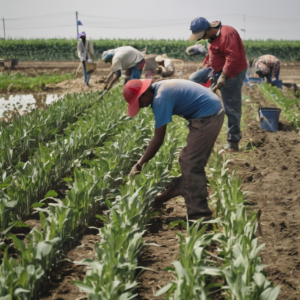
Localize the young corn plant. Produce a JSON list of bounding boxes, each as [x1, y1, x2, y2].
[[0, 99, 154, 299], [73, 122, 184, 299]]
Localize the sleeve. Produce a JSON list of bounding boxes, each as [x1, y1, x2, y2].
[[88, 40, 94, 58], [152, 98, 174, 129], [77, 40, 83, 61], [112, 55, 122, 73], [222, 32, 242, 76], [203, 52, 210, 67]]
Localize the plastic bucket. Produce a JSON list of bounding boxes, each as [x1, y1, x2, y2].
[[259, 107, 281, 132]]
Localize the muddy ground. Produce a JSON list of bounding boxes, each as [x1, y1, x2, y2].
[[1, 60, 300, 299]]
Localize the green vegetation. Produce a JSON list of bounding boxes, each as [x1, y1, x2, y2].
[[0, 72, 75, 93], [1, 38, 300, 61], [259, 83, 300, 128], [156, 151, 280, 299], [0, 86, 280, 299]]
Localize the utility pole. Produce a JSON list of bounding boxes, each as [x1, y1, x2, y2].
[[76, 11, 78, 38], [2, 18, 5, 40]]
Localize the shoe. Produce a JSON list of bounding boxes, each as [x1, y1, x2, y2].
[[224, 141, 239, 151], [153, 185, 182, 208]]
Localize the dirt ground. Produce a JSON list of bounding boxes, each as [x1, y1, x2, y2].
[[1, 60, 300, 299]]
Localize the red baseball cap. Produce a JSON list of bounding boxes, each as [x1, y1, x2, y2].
[[123, 79, 152, 117]]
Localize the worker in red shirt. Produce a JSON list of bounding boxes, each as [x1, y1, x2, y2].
[[189, 17, 248, 151]]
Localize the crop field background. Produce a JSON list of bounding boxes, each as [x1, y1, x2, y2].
[[1, 39, 300, 61]]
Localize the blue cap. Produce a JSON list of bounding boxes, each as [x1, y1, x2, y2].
[[189, 17, 210, 41], [77, 31, 86, 39]]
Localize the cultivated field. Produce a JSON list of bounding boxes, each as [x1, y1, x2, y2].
[[0, 59, 300, 300]]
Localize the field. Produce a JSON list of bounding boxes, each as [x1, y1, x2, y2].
[[2, 39, 300, 61], [0, 58, 300, 300]]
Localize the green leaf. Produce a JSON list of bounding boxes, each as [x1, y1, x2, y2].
[[44, 190, 58, 198]]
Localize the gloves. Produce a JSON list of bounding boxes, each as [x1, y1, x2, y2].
[[87, 59, 93, 63], [128, 162, 143, 179], [212, 73, 227, 93]]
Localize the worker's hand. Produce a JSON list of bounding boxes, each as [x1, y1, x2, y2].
[[157, 66, 163, 75], [128, 162, 143, 179], [212, 73, 227, 93]]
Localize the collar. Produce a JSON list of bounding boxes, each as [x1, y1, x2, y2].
[[216, 28, 221, 36]]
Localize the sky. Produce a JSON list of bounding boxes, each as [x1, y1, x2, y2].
[[1, 0, 300, 40]]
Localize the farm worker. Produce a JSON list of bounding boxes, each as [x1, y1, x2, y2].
[[155, 54, 174, 78], [254, 55, 281, 88], [102, 46, 145, 91], [124, 79, 224, 222], [189, 17, 248, 151], [77, 32, 94, 87]]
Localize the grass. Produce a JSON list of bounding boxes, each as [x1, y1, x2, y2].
[[0, 72, 75, 93]]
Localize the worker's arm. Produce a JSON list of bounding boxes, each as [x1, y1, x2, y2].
[[200, 53, 210, 70], [105, 71, 114, 83], [138, 125, 167, 168], [222, 32, 241, 76], [106, 71, 121, 91]]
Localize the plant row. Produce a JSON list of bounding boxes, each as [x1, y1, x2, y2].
[[0, 87, 126, 234], [156, 151, 280, 300], [0, 96, 154, 299], [2, 39, 300, 61], [259, 83, 300, 128], [0, 91, 99, 176], [0, 72, 75, 93], [73, 122, 183, 299]]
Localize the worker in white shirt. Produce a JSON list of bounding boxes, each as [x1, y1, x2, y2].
[[155, 54, 174, 78], [102, 46, 145, 91], [77, 32, 94, 87]]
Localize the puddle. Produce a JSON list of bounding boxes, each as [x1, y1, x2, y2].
[[0, 93, 63, 118]]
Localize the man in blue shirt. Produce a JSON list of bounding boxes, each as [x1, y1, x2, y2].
[[123, 79, 224, 221]]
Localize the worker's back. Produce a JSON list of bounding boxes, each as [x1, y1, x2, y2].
[[112, 46, 144, 71]]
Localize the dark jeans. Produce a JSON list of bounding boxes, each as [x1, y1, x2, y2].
[[82, 61, 90, 86], [221, 69, 246, 142], [172, 111, 225, 218]]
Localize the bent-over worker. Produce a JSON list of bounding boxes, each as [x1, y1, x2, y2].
[[77, 32, 94, 87], [189, 17, 247, 151], [254, 55, 281, 88], [155, 54, 174, 78], [102, 46, 145, 91], [123, 79, 224, 222]]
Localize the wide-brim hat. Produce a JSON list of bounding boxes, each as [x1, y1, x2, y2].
[[155, 54, 169, 62], [123, 79, 152, 117]]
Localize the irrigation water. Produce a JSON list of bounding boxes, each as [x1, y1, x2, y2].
[[0, 93, 63, 118]]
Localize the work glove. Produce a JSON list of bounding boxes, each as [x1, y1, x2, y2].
[[87, 59, 93, 63], [128, 162, 143, 179], [212, 73, 227, 93]]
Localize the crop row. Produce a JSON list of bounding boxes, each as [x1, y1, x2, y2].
[[74, 122, 183, 298], [259, 83, 300, 128], [0, 91, 99, 176], [0, 87, 127, 234], [0, 90, 154, 299], [156, 151, 280, 299], [1, 39, 300, 61]]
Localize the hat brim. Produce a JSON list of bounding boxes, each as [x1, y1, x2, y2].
[[155, 56, 164, 62], [189, 30, 206, 41], [127, 79, 152, 117]]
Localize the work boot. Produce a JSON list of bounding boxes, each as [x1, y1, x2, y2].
[[153, 185, 182, 208], [224, 141, 239, 152]]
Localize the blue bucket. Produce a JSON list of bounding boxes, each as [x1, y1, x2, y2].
[[259, 107, 282, 132]]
